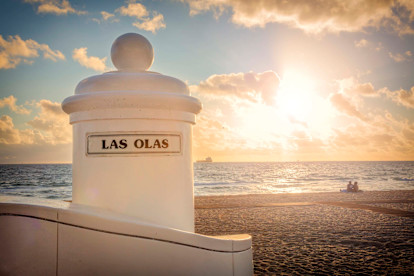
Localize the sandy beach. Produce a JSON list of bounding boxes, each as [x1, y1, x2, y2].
[[195, 190, 414, 275]]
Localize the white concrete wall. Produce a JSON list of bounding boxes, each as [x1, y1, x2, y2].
[[0, 216, 57, 276], [0, 199, 253, 275]]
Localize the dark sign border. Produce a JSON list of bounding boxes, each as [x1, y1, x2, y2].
[[86, 133, 182, 156]]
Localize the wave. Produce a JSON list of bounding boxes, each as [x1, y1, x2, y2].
[[392, 177, 414, 182]]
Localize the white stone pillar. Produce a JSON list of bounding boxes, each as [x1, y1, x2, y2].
[[62, 33, 202, 232]]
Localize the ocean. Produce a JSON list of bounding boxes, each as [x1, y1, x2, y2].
[[0, 161, 413, 200]]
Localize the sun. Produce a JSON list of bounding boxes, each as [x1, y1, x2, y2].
[[275, 69, 335, 139], [277, 70, 316, 123]]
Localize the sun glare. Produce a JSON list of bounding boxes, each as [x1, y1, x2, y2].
[[277, 70, 316, 123], [275, 69, 335, 139], [232, 69, 334, 148]]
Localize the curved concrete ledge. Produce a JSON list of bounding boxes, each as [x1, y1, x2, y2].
[[68, 109, 197, 124], [0, 196, 253, 275], [62, 91, 202, 117]]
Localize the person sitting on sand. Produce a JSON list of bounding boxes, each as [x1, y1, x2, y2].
[[353, 181, 359, 192], [347, 181, 353, 192]]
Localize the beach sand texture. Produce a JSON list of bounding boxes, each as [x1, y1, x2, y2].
[[195, 190, 414, 275]]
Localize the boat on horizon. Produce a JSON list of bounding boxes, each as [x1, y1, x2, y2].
[[196, 157, 213, 163]]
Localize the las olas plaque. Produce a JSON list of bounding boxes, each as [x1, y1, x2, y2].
[[87, 133, 181, 155]]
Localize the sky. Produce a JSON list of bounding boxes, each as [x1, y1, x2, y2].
[[0, 0, 413, 163]]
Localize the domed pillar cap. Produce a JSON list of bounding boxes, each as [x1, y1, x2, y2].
[[111, 33, 154, 72], [62, 33, 202, 121]]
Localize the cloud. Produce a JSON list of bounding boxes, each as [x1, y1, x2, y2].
[[0, 99, 71, 146], [116, 0, 166, 33], [194, 114, 235, 151], [101, 11, 117, 21], [329, 93, 367, 122], [0, 98, 72, 163], [193, 112, 284, 161], [354, 39, 386, 52], [0, 95, 31, 114], [116, 1, 148, 18], [290, 130, 326, 155], [330, 112, 414, 160], [191, 71, 280, 105], [327, 76, 414, 160], [191, 70, 413, 161], [334, 76, 413, 121], [0, 115, 36, 144], [352, 82, 376, 96], [338, 77, 378, 97], [381, 86, 414, 109], [181, 0, 414, 35], [0, 115, 19, 144], [93, 11, 120, 24], [72, 47, 107, 72], [331, 126, 396, 156], [132, 13, 166, 34], [388, 50, 412, 62], [354, 39, 369, 48], [27, 100, 71, 144], [331, 78, 384, 121], [24, 0, 86, 15], [0, 34, 65, 69]]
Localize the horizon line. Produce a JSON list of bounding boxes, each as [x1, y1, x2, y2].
[[1, 160, 413, 165]]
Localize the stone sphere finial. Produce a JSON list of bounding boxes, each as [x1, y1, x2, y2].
[[111, 33, 154, 71]]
